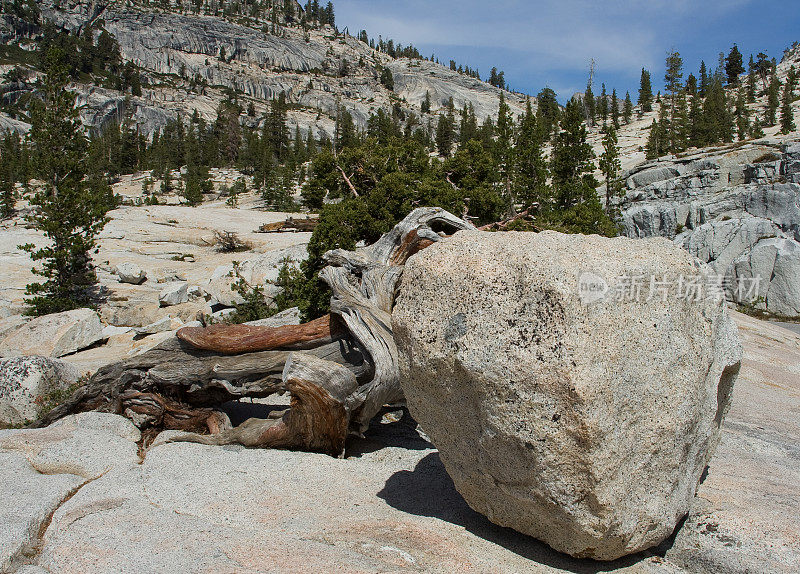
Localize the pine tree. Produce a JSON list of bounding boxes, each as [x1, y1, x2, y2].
[[611, 88, 619, 128], [780, 78, 796, 134], [749, 117, 765, 139], [623, 92, 633, 124], [20, 63, 114, 316], [0, 154, 13, 219], [765, 73, 781, 126], [160, 166, 173, 195], [514, 98, 549, 210], [550, 98, 597, 209], [703, 77, 735, 144], [645, 118, 665, 160], [698, 61, 709, 98], [436, 113, 454, 157], [292, 125, 306, 163], [663, 50, 684, 151], [421, 90, 431, 114], [536, 88, 560, 138], [546, 98, 616, 236], [746, 55, 757, 102], [215, 97, 243, 164], [598, 83, 608, 124], [664, 50, 684, 110], [335, 107, 357, 150], [687, 80, 703, 147], [379, 67, 394, 91], [672, 90, 690, 151], [598, 125, 621, 207], [735, 86, 750, 140], [458, 103, 478, 147], [638, 68, 653, 112], [495, 92, 515, 215], [725, 44, 745, 86], [183, 123, 210, 206]]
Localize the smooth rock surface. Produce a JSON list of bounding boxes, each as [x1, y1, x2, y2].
[[244, 306, 302, 327], [0, 356, 81, 426], [661, 312, 800, 573], [0, 309, 103, 358], [393, 230, 743, 560], [0, 412, 140, 572], [0, 313, 796, 573]]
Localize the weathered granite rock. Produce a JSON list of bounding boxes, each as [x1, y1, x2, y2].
[[626, 165, 681, 189], [0, 356, 81, 426], [393, 230, 743, 560], [0, 309, 103, 358], [624, 202, 683, 238], [133, 316, 172, 335], [676, 216, 784, 274], [618, 143, 800, 317], [244, 306, 302, 327], [727, 237, 800, 317], [0, 412, 141, 571], [158, 281, 189, 307], [114, 261, 146, 285], [744, 184, 800, 235], [33, 0, 529, 139], [0, 313, 796, 572]]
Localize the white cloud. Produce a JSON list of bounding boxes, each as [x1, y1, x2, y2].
[[335, 0, 755, 74]]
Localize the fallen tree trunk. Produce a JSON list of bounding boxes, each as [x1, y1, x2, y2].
[[177, 314, 344, 354], [35, 208, 474, 456]]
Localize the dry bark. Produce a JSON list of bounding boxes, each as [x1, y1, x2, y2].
[[176, 314, 344, 354], [35, 208, 474, 456]]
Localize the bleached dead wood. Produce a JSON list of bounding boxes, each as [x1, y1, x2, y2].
[[35, 208, 474, 455]]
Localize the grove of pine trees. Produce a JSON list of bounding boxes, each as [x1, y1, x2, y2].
[[643, 43, 789, 159]]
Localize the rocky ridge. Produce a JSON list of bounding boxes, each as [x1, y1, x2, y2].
[[615, 140, 800, 317], [1, 1, 530, 138]]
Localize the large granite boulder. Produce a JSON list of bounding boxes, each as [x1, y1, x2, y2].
[[0, 308, 103, 358], [0, 356, 81, 426], [393, 230, 742, 560]]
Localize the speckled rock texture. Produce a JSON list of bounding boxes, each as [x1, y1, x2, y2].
[[393, 230, 743, 560], [0, 356, 81, 426], [0, 309, 103, 358]]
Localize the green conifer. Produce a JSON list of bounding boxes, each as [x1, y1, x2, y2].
[[598, 125, 621, 207], [780, 78, 796, 134], [20, 64, 114, 315], [638, 68, 653, 112]]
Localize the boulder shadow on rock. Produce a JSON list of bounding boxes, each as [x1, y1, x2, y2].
[[377, 452, 657, 574]]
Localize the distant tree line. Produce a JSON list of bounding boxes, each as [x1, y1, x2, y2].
[[641, 45, 795, 158]]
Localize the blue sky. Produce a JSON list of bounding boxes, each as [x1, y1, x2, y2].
[[335, 0, 800, 102]]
